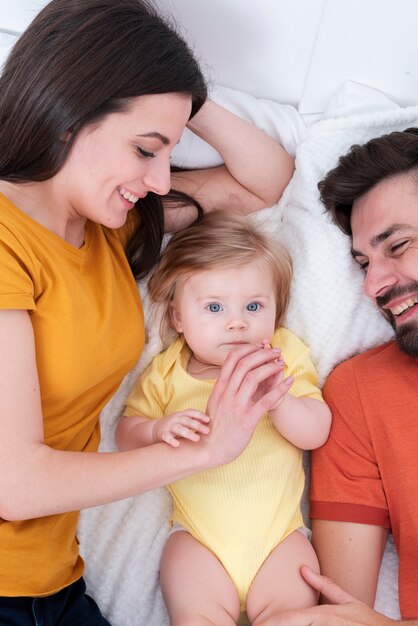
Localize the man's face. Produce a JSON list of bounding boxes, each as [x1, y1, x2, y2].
[[351, 173, 418, 357]]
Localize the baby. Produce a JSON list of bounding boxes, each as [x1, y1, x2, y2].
[[116, 211, 332, 625]]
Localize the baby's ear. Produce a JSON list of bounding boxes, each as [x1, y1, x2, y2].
[[169, 302, 183, 333]]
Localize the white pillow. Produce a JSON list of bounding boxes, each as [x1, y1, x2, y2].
[[171, 84, 306, 170]]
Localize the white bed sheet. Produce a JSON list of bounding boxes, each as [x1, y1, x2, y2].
[[77, 82, 418, 624]]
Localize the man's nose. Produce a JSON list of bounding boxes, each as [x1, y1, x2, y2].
[[363, 259, 399, 300]]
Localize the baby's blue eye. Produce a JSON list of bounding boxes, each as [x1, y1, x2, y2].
[[208, 303, 222, 313], [247, 302, 260, 312]]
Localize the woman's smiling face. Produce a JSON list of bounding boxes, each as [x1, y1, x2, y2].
[[55, 93, 192, 229]]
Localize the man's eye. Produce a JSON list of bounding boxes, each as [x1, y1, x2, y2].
[[207, 303, 222, 313], [391, 240, 409, 254], [354, 257, 368, 271], [246, 302, 260, 312]]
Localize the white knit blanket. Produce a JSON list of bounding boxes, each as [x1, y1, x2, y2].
[[78, 87, 418, 625]]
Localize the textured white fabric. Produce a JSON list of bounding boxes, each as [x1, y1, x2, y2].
[[171, 85, 306, 165], [78, 86, 418, 624]]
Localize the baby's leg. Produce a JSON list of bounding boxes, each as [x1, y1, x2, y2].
[[246, 529, 319, 625], [160, 530, 240, 626]]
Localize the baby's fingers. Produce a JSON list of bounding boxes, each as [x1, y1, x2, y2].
[[180, 410, 211, 425], [161, 431, 180, 447], [168, 410, 211, 443], [178, 410, 211, 435], [160, 424, 199, 446], [171, 422, 207, 443]]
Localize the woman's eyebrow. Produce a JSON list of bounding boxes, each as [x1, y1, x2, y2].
[[137, 131, 169, 145]]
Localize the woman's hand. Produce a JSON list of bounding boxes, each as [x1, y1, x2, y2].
[[253, 340, 293, 409], [166, 99, 295, 231], [203, 343, 287, 467], [152, 410, 210, 447]]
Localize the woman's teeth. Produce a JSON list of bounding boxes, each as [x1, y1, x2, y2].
[[118, 187, 139, 203]]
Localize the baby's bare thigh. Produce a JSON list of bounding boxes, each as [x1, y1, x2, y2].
[[246, 529, 319, 623], [160, 530, 240, 626]]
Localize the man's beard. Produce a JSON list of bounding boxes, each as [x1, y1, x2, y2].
[[376, 282, 418, 357], [396, 322, 418, 357]]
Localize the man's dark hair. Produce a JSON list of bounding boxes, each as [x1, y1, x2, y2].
[[318, 127, 418, 235]]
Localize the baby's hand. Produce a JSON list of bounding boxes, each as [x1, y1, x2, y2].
[[153, 410, 210, 447]]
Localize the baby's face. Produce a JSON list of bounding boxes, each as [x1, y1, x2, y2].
[[170, 259, 277, 368]]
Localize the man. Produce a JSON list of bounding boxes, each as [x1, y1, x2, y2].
[[277, 128, 418, 625]]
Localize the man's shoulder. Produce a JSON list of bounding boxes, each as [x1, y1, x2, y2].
[[324, 340, 408, 401], [330, 340, 399, 378]]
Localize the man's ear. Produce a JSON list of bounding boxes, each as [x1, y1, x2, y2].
[[169, 302, 183, 333]]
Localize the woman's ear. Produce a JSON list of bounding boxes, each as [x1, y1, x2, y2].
[[169, 302, 183, 333]]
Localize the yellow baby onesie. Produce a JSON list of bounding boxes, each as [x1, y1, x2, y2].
[[125, 327, 323, 614]]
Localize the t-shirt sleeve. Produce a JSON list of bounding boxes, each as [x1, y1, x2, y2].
[[124, 353, 169, 420], [0, 225, 36, 310], [310, 358, 390, 528], [275, 328, 324, 401]]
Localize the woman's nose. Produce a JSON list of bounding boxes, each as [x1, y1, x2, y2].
[[143, 157, 171, 196]]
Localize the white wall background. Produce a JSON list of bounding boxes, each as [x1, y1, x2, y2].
[[1, 0, 418, 113]]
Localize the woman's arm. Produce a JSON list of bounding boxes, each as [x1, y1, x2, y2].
[[0, 309, 285, 521], [165, 99, 295, 230]]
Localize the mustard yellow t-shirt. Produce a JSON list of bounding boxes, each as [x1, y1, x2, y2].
[[125, 328, 323, 604], [0, 193, 144, 596]]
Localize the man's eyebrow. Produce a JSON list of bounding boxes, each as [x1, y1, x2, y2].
[[137, 132, 169, 145], [351, 224, 411, 258]]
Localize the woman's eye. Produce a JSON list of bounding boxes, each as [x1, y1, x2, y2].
[[136, 147, 155, 159], [207, 303, 222, 313], [246, 302, 260, 312]]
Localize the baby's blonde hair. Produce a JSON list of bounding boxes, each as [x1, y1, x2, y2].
[[148, 211, 293, 342]]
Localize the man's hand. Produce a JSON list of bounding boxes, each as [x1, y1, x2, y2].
[[275, 566, 397, 626]]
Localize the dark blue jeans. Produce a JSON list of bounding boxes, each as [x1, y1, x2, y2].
[[0, 577, 111, 625]]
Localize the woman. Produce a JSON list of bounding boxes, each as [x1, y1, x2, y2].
[[0, 0, 294, 623]]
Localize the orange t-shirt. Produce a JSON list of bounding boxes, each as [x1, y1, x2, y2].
[[0, 194, 144, 596], [310, 341, 418, 620]]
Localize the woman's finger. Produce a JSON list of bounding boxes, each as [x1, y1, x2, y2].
[[233, 360, 284, 412], [220, 346, 283, 399], [210, 343, 261, 403]]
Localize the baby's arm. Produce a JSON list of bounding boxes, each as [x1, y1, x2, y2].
[[269, 394, 332, 450], [261, 339, 332, 450], [116, 410, 210, 450]]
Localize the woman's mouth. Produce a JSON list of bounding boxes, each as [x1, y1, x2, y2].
[[118, 186, 140, 204]]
